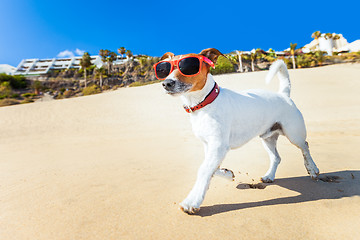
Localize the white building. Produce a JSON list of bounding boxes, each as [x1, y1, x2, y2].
[[336, 40, 360, 52], [302, 33, 353, 55], [0, 64, 16, 75], [13, 55, 129, 75]]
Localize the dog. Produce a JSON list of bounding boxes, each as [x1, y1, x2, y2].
[[154, 48, 320, 214]]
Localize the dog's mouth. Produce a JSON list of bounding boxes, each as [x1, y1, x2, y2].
[[165, 91, 180, 96], [164, 89, 187, 96], [163, 81, 192, 96]]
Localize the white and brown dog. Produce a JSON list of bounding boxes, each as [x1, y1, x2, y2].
[[155, 48, 319, 214]]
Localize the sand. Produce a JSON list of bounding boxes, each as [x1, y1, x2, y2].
[[1, 63, 360, 240]]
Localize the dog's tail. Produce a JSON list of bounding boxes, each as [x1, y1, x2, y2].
[[265, 60, 291, 97]]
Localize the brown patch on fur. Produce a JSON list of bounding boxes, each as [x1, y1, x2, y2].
[[199, 48, 223, 64], [171, 53, 212, 92], [160, 48, 223, 92], [160, 52, 175, 60]]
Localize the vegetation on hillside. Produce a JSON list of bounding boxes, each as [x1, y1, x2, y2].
[[2, 39, 360, 107]]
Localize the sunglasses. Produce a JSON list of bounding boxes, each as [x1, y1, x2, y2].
[[153, 56, 215, 80]]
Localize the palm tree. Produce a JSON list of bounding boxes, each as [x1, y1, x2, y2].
[[99, 49, 109, 72], [236, 50, 243, 72], [250, 49, 259, 72], [79, 52, 92, 88], [126, 50, 133, 60], [311, 31, 321, 40], [99, 49, 117, 75], [290, 43, 297, 69], [99, 49, 109, 62], [117, 47, 126, 59], [333, 34, 340, 40], [95, 67, 106, 87], [122, 50, 133, 76], [106, 51, 117, 74], [324, 33, 333, 40], [32, 80, 43, 95]]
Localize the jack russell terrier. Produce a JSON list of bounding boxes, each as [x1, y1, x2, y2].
[[153, 48, 320, 214]]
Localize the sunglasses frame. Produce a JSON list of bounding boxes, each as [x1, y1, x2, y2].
[[153, 56, 215, 80]]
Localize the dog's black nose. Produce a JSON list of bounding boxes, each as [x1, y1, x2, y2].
[[162, 79, 176, 90]]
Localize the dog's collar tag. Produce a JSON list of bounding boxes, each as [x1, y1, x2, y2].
[[183, 82, 220, 113]]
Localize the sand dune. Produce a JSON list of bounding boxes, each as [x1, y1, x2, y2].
[[1, 63, 360, 239]]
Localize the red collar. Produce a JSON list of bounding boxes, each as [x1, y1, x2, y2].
[[183, 83, 220, 113]]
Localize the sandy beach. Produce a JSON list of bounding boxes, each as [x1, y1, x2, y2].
[[1, 63, 360, 239]]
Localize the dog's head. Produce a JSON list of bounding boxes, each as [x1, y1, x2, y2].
[[155, 48, 223, 95]]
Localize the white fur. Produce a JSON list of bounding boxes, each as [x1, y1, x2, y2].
[[168, 60, 319, 214]]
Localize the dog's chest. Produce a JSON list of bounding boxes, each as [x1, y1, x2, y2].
[[189, 110, 226, 142], [189, 115, 209, 140]]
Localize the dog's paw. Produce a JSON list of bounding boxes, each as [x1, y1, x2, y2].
[[214, 168, 235, 181], [260, 175, 274, 183], [180, 196, 201, 214], [309, 167, 320, 180], [180, 202, 200, 214], [305, 164, 320, 180], [223, 168, 235, 181]]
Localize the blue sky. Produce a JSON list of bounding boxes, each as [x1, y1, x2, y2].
[[1, 0, 359, 66]]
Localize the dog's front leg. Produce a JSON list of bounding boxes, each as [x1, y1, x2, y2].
[[180, 141, 229, 214]]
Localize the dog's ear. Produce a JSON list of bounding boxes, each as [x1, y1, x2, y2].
[[199, 48, 223, 64], [160, 52, 175, 61]]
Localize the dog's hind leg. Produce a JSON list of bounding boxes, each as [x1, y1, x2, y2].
[[260, 133, 281, 183], [282, 117, 320, 179], [296, 140, 319, 180]]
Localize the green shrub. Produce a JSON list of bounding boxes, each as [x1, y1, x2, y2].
[[210, 56, 235, 75], [0, 74, 27, 89], [55, 93, 64, 99], [102, 85, 110, 90], [31, 80, 43, 93], [0, 98, 20, 107], [10, 93, 20, 98], [128, 80, 160, 87], [82, 85, 101, 96], [337, 52, 360, 61], [0, 82, 12, 98], [20, 98, 34, 104], [22, 92, 37, 98], [295, 52, 326, 68], [296, 55, 312, 68], [63, 90, 75, 98], [0, 81, 11, 89], [263, 55, 277, 63], [314, 51, 326, 65], [11, 75, 27, 89], [77, 68, 84, 75]]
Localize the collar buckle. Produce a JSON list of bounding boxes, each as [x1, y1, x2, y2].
[[183, 105, 193, 113]]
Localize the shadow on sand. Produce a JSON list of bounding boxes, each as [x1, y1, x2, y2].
[[198, 170, 360, 217]]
